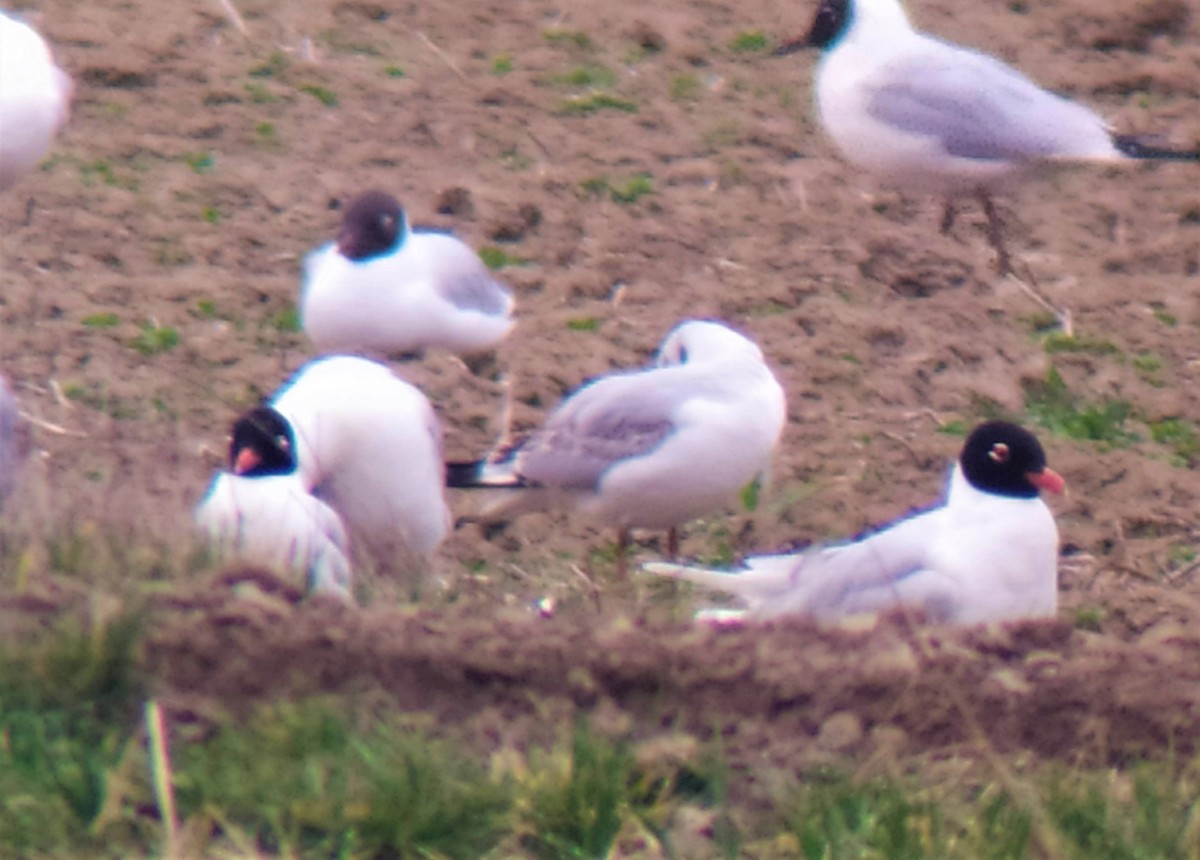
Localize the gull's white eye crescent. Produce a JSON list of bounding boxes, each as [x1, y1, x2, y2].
[[988, 442, 1010, 463]]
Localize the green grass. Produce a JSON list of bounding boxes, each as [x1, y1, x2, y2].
[[550, 63, 616, 88], [555, 92, 638, 116], [298, 83, 338, 107], [610, 173, 653, 204], [182, 152, 214, 174], [4, 606, 1200, 859], [565, 316, 601, 332], [177, 703, 509, 859], [82, 312, 121, 329], [478, 246, 528, 271], [670, 72, 702, 102], [267, 304, 302, 334], [1024, 367, 1136, 446], [130, 322, 181, 356], [1148, 417, 1199, 467], [729, 30, 770, 53], [541, 28, 592, 50], [492, 54, 514, 75], [1041, 332, 1120, 356]]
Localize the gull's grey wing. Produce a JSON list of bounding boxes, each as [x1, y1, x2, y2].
[[770, 507, 949, 617], [440, 269, 512, 315], [865, 46, 1110, 162], [415, 231, 513, 315], [514, 370, 688, 490]]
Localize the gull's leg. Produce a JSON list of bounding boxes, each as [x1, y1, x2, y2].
[[939, 199, 956, 235], [492, 371, 515, 456], [977, 192, 1072, 333], [615, 528, 631, 580], [666, 526, 680, 560], [978, 191, 1012, 276]]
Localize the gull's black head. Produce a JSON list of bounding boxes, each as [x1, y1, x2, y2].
[[960, 421, 1064, 499], [805, 0, 853, 50], [336, 190, 406, 261], [229, 406, 297, 477]]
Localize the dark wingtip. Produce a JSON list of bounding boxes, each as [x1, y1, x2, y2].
[[445, 460, 526, 490], [1113, 134, 1200, 162], [445, 460, 485, 488]]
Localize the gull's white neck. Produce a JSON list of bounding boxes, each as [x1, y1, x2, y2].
[[844, 0, 915, 49]]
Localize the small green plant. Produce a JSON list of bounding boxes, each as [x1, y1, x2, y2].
[[492, 54, 514, 75], [552, 63, 616, 88], [299, 83, 338, 107], [610, 173, 653, 204], [383, 64, 405, 78], [478, 246, 528, 270], [566, 317, 601, 332], [245, 81, 277, 103], [740, 476, 761, 512], [670, 72, 702, 102], [268, 304, 302, 334], [1149, 304, 1178, 326], [81, 312, 120, 329], [556, 92, 638, 115], [201, 205, 222, 225], [729, 30, 769, 53], [183, 151, 214, 174], [79, 159, 137, 190], [249, 51, 288, 77], [578, 176, 610, 198], [1041, 332, 1120, 356], [936, 420, 969, 436], [541, 28, 592, 49], [1148, 417, 1199, 467], [131, 321, 181, 356], [1074, 606, 1104, 631]]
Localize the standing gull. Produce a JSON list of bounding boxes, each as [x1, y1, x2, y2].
[[782, 0, 1199, 274], [646, 421, 1063, 625], [447, 320, 787, 575], [0, 11, 72, 192], [301, 190, 516, 357]]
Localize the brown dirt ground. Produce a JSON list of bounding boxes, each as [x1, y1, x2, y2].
[[2, 0, 1200, 795]]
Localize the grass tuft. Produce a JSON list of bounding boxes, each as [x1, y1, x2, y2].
[[298, 83, 338, 107], [556, 92, 638, 115], [1024, 367, 1135, 446], [131, 322, 181, 356], [729, 30, 770, 53]]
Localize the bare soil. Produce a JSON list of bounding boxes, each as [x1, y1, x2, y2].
[[2, 0, 1200, 793]]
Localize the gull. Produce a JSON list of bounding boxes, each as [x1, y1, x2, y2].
[[646, 421, 1063, 625], [782, 0, 1200, 274], [196, 472, 354, 601], [300, 190, 516, 357], [0, 11, 72, 192], [199, 356, 451, 581], [447, 320, 788, 575]]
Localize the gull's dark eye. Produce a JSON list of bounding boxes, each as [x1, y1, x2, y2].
[[988, 442, 1010, 463]]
